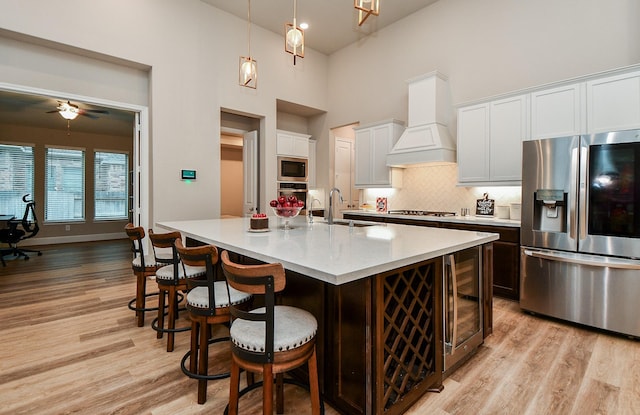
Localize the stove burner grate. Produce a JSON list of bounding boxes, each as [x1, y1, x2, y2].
[[387, 210, 456, 217]]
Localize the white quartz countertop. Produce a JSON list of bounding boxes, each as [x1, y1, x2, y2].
[[157, 217, 498, 285], [342, 210, 521, 228]]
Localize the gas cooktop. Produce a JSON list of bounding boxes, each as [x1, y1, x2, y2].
[[387, 210, 456, 217]]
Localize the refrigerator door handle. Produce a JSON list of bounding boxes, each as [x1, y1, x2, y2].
[[577, 142, 588, 241], [569, 142, 580, 241], [523, 249, 640, 270]]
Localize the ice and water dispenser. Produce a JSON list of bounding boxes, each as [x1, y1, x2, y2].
[[532, 189, 567, 233]]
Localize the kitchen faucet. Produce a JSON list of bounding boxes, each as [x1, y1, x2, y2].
[[308, 198, 321, 223], [328, 188, 343, 225]]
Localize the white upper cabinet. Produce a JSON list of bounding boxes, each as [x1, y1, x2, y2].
[[457, 95, 527, 185], [456, 65, 640, 186], [587, 70, 640, 133], [276, 130, 311, 158], [354, 120, 404, 188], [457, 103, 489, 183], [530, 83, 585, 139], [489, 95, 528, 182]]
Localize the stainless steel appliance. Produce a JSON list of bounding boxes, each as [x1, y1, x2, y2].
[[277, 156, 308, 182], [277, 182, 308, 214], [443, 246, 483, 374], [521, 129, 640, 337]]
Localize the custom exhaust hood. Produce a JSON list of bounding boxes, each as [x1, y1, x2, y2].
[[386, 71, 456, 167]]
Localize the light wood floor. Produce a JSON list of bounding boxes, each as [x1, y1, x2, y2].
[[1, 241, 638, 415]]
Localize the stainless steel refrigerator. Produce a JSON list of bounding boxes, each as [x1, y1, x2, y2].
[[520, 129, 640, 338]]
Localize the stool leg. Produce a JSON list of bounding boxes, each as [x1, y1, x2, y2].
[[276, 373, 284, 414], [263, 364, 273, 415], [166, 286, 176, 352], [156, 287, 166, 339], [228, 358, 241, 415], [135, 273, 146, 327], [190, 317, 199, 373], [197, 321, 209, 404], [309, 347, 321, 415]]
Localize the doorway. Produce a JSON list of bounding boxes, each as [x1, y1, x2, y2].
[[220, 110, 261, 218], [0, 84, 147, 241]]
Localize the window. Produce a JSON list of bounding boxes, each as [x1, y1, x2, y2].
[[94, 151, 129, 220], [0, 143, 34, 217], [45, 147, 85, 222]]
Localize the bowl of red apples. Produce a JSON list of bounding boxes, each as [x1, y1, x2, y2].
[[270, 196, 304, 229]]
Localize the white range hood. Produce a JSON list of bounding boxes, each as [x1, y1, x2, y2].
[[387, 71, 456, 167]]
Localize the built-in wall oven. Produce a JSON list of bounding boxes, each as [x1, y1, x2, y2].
[[443, 246, 483, 374], [521, 129, 640, 337], [277, 156, 308, 182], [277, 182, 308, 214]]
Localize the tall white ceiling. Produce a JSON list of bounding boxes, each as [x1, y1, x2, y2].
[[202, 0, 440, 55]]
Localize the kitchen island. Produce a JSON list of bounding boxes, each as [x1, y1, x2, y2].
[[158, 217, 498, 415]]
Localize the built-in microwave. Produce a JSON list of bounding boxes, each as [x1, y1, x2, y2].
[[277, 156, 308, 182]]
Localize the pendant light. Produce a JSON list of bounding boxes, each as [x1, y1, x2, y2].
[[284, 0, 304, 64], [354, 0, 380, 26], [239, 0, 257, 88]]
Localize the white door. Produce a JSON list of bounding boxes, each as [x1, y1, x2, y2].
[[335, 137, 355, 211], [243, 130, 258, 216]]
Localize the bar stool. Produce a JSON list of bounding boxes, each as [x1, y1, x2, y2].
[[175, 239, 252, 404], [149, 230, 206, 352], [220, 250, 321, 415], [125, 223, 162, 327]]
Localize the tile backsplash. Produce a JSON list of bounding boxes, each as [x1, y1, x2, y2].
[[362, 164, 522, 214]]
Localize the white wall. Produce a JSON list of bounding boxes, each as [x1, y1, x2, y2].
[[0, 0, 329, 227], [1, 0, 639, 228], [326, 0, 640, 128]]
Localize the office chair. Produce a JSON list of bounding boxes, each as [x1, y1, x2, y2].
[[0, 194, 42, 264]]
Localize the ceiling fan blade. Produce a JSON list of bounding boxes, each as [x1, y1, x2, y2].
[[80, 112, 100, 119], [46, 110, 59, 113], [83, 109, 109, 114]]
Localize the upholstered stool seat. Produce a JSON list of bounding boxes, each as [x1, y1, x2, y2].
[[231, 306, 317, 353], [155, 263, 206, 281], [187, 283, 251, 309]]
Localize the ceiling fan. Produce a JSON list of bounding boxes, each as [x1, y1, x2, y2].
[[47, 100, 109, 120]]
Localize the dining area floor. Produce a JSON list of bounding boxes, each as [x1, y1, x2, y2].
[[0, 240, 638, 414]]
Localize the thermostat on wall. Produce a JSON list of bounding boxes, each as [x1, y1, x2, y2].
[[181, 169, 196, 180]]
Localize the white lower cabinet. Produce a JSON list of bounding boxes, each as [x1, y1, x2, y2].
[[354, 120, 404, 188], [457, 95, 527, 185]]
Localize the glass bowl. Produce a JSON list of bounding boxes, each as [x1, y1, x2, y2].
[[271, 206, 303, 229]]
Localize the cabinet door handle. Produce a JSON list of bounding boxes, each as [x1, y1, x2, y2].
[[445, 254, 458, 356]]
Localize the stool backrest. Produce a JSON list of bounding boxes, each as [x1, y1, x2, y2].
[[220, 250, 286, 363], [175, 239, 224, 314], [124, 223, 149, 269], [149, 229, 181, 281]]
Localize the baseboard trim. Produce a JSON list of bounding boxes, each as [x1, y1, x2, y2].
[[16, 233, 126, 246]]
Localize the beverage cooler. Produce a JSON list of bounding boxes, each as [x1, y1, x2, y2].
[[443, 246, 482, 374], [520, 129, 640, 338]]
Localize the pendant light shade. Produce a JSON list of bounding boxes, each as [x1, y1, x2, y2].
[[239, 0, 257, 88], [239, 57, 257, 88], [284, 0, 304, 64], [354, 0, 380, 26]]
